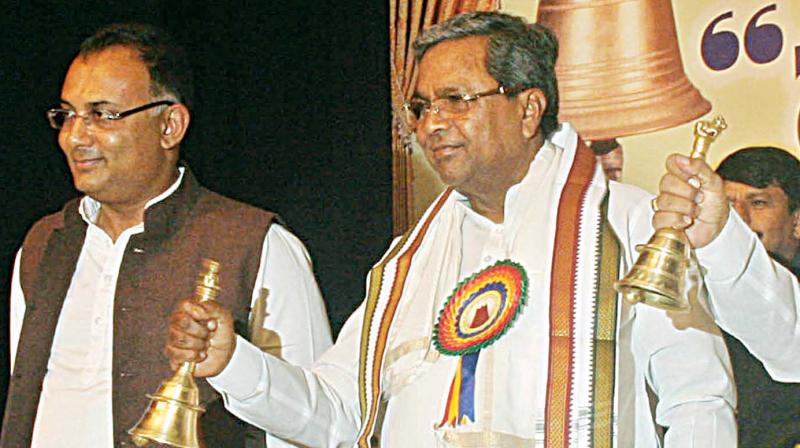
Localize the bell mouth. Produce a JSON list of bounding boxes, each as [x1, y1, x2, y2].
[[537, 0, 711, 140], [616, 282, 689, 311]]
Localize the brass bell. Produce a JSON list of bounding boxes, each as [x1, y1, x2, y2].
[[129, 363, 205, 448], [616, 227, 691, 310], [616, 117, 727, 311], [537, 0, 711, 140], [129, 259, 221, 447]]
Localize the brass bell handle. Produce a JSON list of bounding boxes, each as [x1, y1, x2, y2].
[[184, 259, 221, 375], [690, 116, 727, 160]]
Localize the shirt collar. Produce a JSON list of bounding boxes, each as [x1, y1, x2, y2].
[[78, 167, 186, 225]]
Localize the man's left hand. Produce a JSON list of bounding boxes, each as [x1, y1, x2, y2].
[[652, 154, 729, 248]]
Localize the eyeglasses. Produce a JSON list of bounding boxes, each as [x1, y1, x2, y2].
[[403, 85, 525, 130], [46, 100, 175, 130]]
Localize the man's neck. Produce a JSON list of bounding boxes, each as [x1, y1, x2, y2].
[[777, 238, 799, 266], [466, 191, 507, 224], [462, 135, 544, 224], [93, 169, 181, 242], [786, 246, 800, 272], [95, 202, 146, 242], [769, 245, 799, 275]]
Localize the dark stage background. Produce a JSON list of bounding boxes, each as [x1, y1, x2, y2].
[[0, 2, 392, 418]]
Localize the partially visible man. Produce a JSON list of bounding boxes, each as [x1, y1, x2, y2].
[[165, 12, 736, 447], [717, 146, 800, 275], [1, 23, 331, 448], [590, 138, 624, 181], [713, 146, 800, 446]]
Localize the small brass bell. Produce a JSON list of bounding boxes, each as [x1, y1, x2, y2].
[[616, 227, 691, 310], [128, 363, 205, 448], [129, 259, 221, 447], [616, 117, 727, 311]]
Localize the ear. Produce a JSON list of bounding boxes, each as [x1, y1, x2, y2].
[[792, 208, 800, 240], [160, 103, 191, 150], [519, 88, 547, 139]]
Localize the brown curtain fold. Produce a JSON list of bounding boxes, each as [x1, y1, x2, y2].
[[389, 0, 499, 235]]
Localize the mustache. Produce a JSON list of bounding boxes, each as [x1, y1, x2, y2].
[[423, 134, 463, 150], [69, 147, 102, 160]]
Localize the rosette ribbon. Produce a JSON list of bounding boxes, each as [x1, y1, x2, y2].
[[433, 260, 528, 427]]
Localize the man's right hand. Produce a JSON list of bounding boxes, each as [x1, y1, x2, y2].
[[653, 154, 730, 248], [165, 299, 237, 377]]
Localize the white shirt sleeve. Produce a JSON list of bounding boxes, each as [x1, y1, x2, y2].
[[207, 223, 355, 447], [253, 224, 332, 367], [208, 304, 364, 447], [634, 303, 737, 447], [696, 209, 800, 382], [9, 249, 25, 375]]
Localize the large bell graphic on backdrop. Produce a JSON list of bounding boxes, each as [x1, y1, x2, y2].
[[537, 0, 711, 140]]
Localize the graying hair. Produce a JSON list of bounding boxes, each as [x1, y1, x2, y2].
[[413, 11, 559, 137]]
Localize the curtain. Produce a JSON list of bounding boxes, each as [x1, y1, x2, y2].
[[389, 0, 500, 235]]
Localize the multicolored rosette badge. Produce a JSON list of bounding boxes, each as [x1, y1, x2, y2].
[[433, 259, 528, 428]]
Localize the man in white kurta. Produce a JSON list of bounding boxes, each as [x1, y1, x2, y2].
[[166, 12, 737, 447], [199, 123, 736, 447]]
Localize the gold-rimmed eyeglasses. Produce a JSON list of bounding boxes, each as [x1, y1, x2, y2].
[[402, 85, 525, 130]]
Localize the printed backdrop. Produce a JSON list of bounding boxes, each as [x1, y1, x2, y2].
[[411, 0, 800, 214]]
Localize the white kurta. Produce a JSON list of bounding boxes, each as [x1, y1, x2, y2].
[[208, 124, 736, 447], [9, 168, 333, 448], [696, 209, 800, 382]]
